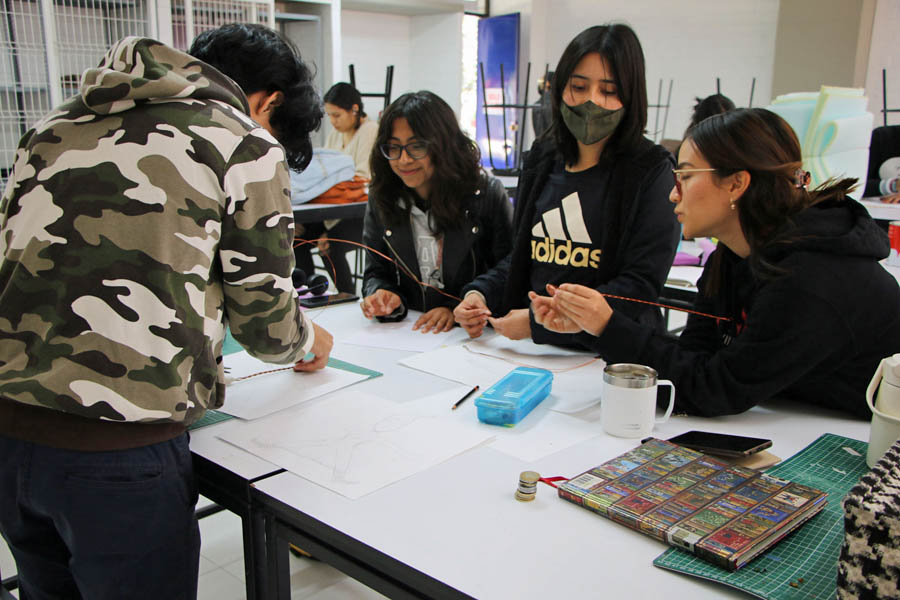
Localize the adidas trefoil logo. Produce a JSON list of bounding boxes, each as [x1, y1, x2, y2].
[[530, 192, 602, 268]]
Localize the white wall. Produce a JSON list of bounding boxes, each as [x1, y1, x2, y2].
[[865, 0, 900, 126], [410, 12, 463, 116], [340, 10, 412, 120], [772, 0, 870, 97], [492, 0, 779, 143], [340, 8, 463, 122]]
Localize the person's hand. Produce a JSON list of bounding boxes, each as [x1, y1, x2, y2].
[[361, 289, 402, 319], [880, 193, 900, 204], [453, 293, 491, 338], [529, 290, 581, 334], [545, 283, 613, 336], [293, 322, 333, 372], [488, 308, 530, 340], [413, 307, 454, 333], [316, 234, 330, 254]]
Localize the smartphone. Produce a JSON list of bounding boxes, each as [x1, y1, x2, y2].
[[667, 430, 772, 458], [300, 292, 359, 309]]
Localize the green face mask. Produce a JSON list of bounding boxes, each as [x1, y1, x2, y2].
[[560, 101, 624, 145]]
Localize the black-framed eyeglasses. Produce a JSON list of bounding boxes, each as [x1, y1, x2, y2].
[[379, 141, 429, 160]]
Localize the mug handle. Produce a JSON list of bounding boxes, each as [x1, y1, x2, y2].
[[866, 359, 884, 415], [656, 380, 676, 424]]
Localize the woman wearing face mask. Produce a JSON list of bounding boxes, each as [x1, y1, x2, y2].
[[454, 24, 680, 346], [295, 82, 376, 294], [531, 108, 900, 418], [361, 91, 514, 332]]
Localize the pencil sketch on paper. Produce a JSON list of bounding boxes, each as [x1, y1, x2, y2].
[[218, 391, 492, 499], [251, 413, 423, 486]]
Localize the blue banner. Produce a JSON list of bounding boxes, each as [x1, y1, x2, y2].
[[476, 13, 519, 170]]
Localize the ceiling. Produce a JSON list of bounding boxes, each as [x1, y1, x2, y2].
[[341, 0, 473, 16]]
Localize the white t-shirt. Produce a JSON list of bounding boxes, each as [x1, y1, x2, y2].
[[409, 204, 444, 289]]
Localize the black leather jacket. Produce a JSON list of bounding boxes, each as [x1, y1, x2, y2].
[[362, 173, 513, 320]]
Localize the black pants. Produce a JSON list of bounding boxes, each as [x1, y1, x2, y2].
[[0, 433, 200, 600], [294, 217, 364, 294]]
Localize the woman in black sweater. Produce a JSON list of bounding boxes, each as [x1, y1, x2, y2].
[[454, 24, 680, 347], [361, 91, 513, 332], [531, 108, 900, 418]]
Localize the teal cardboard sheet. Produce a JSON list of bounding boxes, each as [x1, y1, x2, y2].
[[653, 433, 869, 599], [189, 330, 381, 431]]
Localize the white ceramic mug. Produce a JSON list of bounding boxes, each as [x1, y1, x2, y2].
[[602, 364, 675, 438], [865, 354, 900, 467]]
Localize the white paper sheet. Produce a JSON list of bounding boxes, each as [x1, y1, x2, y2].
[[399, 338, 607, 414], [464, 335, 596, 371], [666, 265, 703, 288], [217, 390, 494, 499], [220, 351, 368, 420], [343, 309, 470, 352], [408, 385, 604, 462]]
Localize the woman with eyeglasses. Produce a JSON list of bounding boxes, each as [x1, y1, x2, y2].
[[531, 108, 900, 417], [453, 24, 680, 346], [360, 91, 513, 331]]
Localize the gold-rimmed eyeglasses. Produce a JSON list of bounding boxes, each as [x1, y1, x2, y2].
[[672, 168, 717, 194]]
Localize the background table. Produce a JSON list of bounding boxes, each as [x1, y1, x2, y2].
[[860, 197, 900, 222], [292, 201, 367, 224]]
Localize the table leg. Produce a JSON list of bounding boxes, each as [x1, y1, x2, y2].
[[265, 515, 292, 599]]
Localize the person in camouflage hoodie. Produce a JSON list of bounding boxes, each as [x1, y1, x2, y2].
[[0, 25, 332, 598]]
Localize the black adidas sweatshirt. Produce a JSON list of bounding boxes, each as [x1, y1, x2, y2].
[[578, 198, 900, 418], [465, 137, 681, 347]]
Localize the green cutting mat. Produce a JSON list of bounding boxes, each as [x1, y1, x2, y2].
[[189, 330, 381, 431], [654, 433, 869, 599], [189, 409, 234, 431]]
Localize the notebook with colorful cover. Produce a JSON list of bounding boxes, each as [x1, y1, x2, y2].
[[557, 438, 827, 571]]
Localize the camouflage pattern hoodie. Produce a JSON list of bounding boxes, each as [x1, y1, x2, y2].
[[0, 38, 314, 425]]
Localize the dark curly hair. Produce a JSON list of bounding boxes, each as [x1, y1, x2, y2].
[[188, 23, 322, 171], [369, 91, 481, 235]]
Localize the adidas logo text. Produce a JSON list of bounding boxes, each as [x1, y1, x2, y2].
[[531, 238, 602, 268]]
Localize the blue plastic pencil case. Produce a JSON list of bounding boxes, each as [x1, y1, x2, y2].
[[474, 367, 553, 426]]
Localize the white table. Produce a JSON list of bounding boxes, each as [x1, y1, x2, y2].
[[251, 303, 872, 599], [860, 197, 900, 222], [191, 404, 285, 599], [187, 301, 463, 599]]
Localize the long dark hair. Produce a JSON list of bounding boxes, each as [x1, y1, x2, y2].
[[189, 24, 322, 172], [549, 23, 648, 165], [687, 107, 856, 293], [324, 82, 365, 130], [369, 91, 481, 235]]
